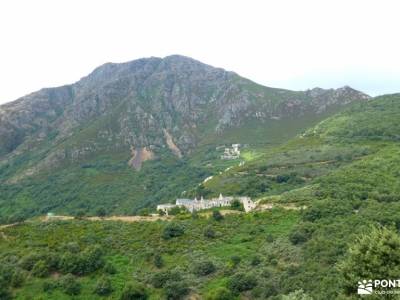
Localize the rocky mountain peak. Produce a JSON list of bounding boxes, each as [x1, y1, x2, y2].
[[0, 55, 371, 178]]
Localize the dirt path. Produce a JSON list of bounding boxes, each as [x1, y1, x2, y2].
[[86, 215, 172, 222], [0, 222, 20, 230], [257, 203, 307, 211], [0, 231, 8, 240], [0, 206, 299, 230]]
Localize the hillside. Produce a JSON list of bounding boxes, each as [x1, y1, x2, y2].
[[0, 55, 370, 222], [1, 91, 400, 299], [198, 93, 400, 297]]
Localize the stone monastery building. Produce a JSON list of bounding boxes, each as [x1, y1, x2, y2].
[[157, 194, 256, 215]]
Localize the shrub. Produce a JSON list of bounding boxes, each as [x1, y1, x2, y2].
[[19, 253, 40, 271], [46, 252, 61, 271], [228, 273, 257, 293], [281, 289, 313, 300], [32, 260, 49, 278], [289, 230, 308, 244], [0, 286, 11, 300], [60, 274, 81, 295], [153, 253, 164, 268], [0, 263, 13, 284], [164, 280, 189, 300], [62, 242, 81, 253], [339, 226, 400, 295], [104, 262, 117, 274], [96, 207, 107, 217], [81, 245, 104, 274], [120, 282, 148, 300], [212, 210, 224, 221], [94, 276, 113, 296], [162, 223, 184, 240], [230, 255, 241, 267], [263, 281, 278, 298], [231, 199, 244, 211], [74, 209, 86, 219], [11, 269, 26, 287], [204, 226, 216, 238], [151, 270, 182, 288], [59, 252, 82, 274], [60, 245, 104, 275], [266, 234, 274, 243], [42, 280, 58, 293], [250, 256, 261, 266], [168, 206, 186, 216], [193, 260, 216, 276], [205, 287, 234, 300]]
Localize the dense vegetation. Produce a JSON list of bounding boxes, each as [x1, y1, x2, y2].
[[0, 114, 332, 223], [0, 210, 300, 299], [1, 93, 400, 299]]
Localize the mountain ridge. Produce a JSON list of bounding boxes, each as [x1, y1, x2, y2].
[[0, 55, 371, 220], [0, 55, 370, 160]]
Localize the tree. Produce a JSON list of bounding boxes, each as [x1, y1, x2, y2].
[[96, 207, 107, 217], [153, 253, 164, 268], [162, 223, 184, 240], [81, 245, 104, 274], [230, 255, 241, 267], [60, 274, 81, 295], [42, 280, 58, 292], [94, 276, 113, 296], [168, 206, 188, 216], [250, 255, 261, 266], [228, 272, 257, 293], [32, 260, 49, 278], [19, 253, 40, 271], [193, 260, 216, 276], [151, 270, 182, 288], [138, 208, 150, 216], [11, 269, 26, 287], [212, 210, 224, 221], [0, 286, 11, 300], [339, 226, 400, 295], [120, 282, 148, 300], [266, 234, 274, 243], [74, 209, 86, 220], [231, 199, 244, 211], [281, 289, 313, 300], [164, 280, 189, 300], [204, 226, 216, 238]]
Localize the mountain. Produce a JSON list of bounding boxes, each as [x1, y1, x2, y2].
[[0, 55, 369, 221], [1, 93, 399, 300]]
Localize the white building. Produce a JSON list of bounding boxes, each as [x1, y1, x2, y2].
[[156, 204, 176, 216], [157, 194, 255, 214], [221, 144, 241, 160]]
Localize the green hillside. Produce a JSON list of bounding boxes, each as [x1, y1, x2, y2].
[[0, 103, 351, 223], [0, 56, 370, 222], [1, 94, 400, 299]]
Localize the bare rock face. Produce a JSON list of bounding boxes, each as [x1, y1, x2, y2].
[[128, 146, 155, 170], [0, 55, 370, 177]]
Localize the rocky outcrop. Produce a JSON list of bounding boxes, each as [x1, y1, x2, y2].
[[0, 55, 370, 178], [128, 146, 155, 170]]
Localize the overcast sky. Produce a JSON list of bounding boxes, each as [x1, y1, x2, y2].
[[0, 0, 399, 104]]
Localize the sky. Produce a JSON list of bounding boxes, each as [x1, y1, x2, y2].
[[0, 0, 399, 104]]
